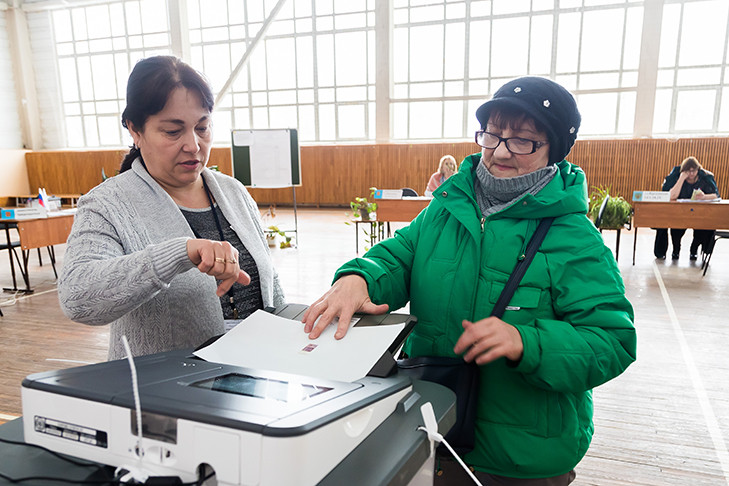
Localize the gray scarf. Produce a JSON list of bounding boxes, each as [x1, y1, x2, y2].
[[474, 158, 558, 217]]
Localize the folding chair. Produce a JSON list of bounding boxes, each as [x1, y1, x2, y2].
[[701, 230, 729, 276]]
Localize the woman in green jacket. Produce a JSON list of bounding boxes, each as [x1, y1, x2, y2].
[[303, 77, 636, 485]]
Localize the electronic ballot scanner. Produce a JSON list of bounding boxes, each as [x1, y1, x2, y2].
[[21, 304, 456, 485]]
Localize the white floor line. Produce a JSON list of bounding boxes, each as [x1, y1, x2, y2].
[[0, 286, 58, 306], [652, 261, 729, 484]]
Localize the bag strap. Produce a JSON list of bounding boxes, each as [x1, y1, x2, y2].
[[491, 217, 555, 319]]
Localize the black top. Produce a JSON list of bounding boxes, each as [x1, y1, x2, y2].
[[180, 205, 264, 320], [661, 166, 720, 199]]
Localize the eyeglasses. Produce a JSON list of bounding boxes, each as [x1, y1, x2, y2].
[[475, 130, 548, 155]]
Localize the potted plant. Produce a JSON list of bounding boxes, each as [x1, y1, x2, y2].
[[345, 188, 380, 252], [350, 187, 378, 221], [260, 205, 294, 248], [268, 225, 293, 249], [588, 186, 632, 229], [265, 230, 277, 247]]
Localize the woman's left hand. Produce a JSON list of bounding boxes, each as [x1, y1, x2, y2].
[[186, 239, 251, 296], [453, 318, 524, 365]]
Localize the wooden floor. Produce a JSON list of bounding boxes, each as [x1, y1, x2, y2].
[[1, 208, 728, 485]]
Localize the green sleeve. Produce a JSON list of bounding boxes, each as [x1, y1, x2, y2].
[[513, 219, 637, 392], [334, 204, 429, 310]]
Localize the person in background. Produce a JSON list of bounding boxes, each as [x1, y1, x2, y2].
[[302, 76, 636, 485], [653, 156, 720, 261], [59, 56, 285, 360], [425, 154, 457, 196]]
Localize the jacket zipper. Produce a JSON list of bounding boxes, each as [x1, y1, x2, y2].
[[468, 217, 487, 324]]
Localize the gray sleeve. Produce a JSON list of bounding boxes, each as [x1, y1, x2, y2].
[[273, 272, 286, 308], [58, 195, 196, 325]]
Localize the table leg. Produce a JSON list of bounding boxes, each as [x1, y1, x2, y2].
[[2, 225, 28, 293], [19, 249, 33, 293], [48, 246, 58, 279], [615, 229, 621, 260], [632, 227, 638, 265], [3, 226, 17, 290], [3, 248, 18, 292]]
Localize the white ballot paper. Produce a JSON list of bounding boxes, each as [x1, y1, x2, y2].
[[194, 310, 406, 383]]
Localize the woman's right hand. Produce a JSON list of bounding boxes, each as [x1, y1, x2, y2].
[[302, 275, 389, 340], [186, 239, 251, 296]]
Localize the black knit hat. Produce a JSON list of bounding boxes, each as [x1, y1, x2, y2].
[[475, 76, 581, 165]]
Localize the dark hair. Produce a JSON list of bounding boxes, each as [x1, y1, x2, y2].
[[680, 156, 701, 173], [485, 106, 551, 140], [120, 56, 214, 173]]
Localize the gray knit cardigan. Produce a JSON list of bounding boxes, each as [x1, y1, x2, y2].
[[58, 159, 286, 360]]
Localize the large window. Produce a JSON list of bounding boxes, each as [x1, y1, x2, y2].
[[655, 0, 729, 135], [392, 0, 644, 140], [187, 0, 376, 144], [51, 0, 170, 147], [20, 0, 729, 148]]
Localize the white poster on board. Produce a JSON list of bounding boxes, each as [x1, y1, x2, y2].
[[249, 130, 292, 188]]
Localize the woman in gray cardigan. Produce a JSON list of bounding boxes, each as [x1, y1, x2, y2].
[[58, 56, 285, 360]]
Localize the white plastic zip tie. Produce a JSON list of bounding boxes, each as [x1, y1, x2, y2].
[[419, 402, 484, 486], [115, 335, 149, 484]]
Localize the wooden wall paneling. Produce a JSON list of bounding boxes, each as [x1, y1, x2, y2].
[[208, 147, 232, 175], [25, 150, 125, 195], [21, 138, 729, 207]]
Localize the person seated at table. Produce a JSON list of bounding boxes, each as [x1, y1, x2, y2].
[[653, 156, 720, 261], [424, 155, 457, 196], [302, 76, 636, 485], [58, 56, 285, 360]]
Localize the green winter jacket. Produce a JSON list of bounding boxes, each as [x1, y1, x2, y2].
[[335, 154, 636, 478]]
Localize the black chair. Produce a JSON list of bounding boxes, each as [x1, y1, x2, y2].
[[594, 196, 610, 228], [701, 230, 729, 276], [401, 188, 418, 197], [6, 222, 47, 268], [0, 224, 27, 293]]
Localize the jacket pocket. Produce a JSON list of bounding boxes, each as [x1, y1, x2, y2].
[[488, 282, 541, 310], [479, 366, 540, 429], [484, 282, 543, 327], [479, 368, 563, 438]]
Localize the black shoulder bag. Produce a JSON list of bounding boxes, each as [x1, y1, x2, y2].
[[397, 217, 554, 454]]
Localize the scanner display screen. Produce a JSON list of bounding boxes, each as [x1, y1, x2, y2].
[[191, 373, 333, 403]]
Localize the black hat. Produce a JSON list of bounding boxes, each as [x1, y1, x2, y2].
[[475, 76, 581, 165]]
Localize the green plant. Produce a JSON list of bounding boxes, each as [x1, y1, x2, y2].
[[588, 186, 632, 229], [268, 225, 293, 249], [350, 187, 378, 220], [344, 220, 380, 251]]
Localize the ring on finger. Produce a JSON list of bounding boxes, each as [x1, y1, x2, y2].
[[215, 257, 226, 264], [227, 258, 238, 264]]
